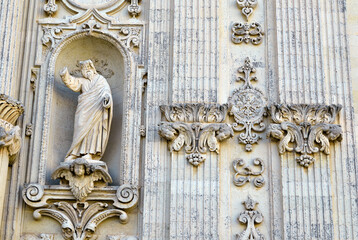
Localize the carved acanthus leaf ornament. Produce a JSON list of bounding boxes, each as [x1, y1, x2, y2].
[[267, 104, 343, 167], [236, 196, 265, 240], [0, 94, 24, 163], [159, 104, 233, 166], [229, 58, 267, 151]]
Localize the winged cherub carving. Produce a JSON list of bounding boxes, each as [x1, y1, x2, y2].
[[52, 158, 112, 201]]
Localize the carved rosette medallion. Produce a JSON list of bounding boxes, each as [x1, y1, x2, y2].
[[233, 158, 265, 188], [237, 0, 258, 20], [267, 104, 343, 167], [231, 22, 264, 45], [229, 58, 267, 151], [158, 104, 233, 166], [236, 195, 265, 240]]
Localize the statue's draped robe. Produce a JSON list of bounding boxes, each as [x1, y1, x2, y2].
[[63, 74, 112, 159]]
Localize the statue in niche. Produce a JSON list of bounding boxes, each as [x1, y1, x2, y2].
[[60, 59, 113, 162]]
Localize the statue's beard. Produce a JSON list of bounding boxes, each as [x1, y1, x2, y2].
[[83, 71, 94, 80]]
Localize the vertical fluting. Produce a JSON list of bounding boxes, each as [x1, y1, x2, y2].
[[275, 0, 358, 239], [168, 1, 220, 239], [172, 0, 218, 104], [142, 1, 172, 239], [0, 0, 23, 97]]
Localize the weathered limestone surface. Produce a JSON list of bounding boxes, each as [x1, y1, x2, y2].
[[0, 0, 358, 240]]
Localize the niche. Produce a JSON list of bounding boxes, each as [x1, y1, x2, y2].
[[47, 36, 126, 185]]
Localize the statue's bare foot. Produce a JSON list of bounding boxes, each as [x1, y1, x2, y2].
[[64, 155, 77, 162], [82, 154, 92, 160]]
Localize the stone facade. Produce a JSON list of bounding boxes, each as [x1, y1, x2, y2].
[[0, 0, 358, 240]]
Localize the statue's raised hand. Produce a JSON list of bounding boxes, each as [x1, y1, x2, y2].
[[59, 67, 68, 77]]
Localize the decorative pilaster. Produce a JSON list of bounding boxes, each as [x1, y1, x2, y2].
[[0, 94, 24, 225], [273, 0, 358, 239]]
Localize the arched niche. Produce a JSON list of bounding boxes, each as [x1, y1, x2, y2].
[[47, 34, 128, 185]]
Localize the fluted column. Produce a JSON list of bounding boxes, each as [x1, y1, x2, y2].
[[0, 94, 23, 225], [274, 0, 358, 239]]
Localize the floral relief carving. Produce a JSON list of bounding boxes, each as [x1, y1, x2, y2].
[[82, 17, 102, 32], [267, 104, 343, 167], [231, 22, 264, 45], [160, 104, 229, 123], [236, 0, 258, 20], [158, 104, 233, 166], [33, 202, 127, 240], [233, 158, 265, 188], [229, 58, 267, 151], [236, 195, 265, 240]]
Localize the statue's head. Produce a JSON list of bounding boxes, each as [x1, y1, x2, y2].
[[80, 60, 97, 80]]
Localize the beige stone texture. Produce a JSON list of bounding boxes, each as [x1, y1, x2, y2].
[[0, 0, 358, 240]]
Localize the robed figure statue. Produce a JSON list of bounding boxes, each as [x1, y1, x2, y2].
[[60, 60, 113, 162]]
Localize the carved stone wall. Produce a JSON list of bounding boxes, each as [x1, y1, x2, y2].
[[0, 0, 358, 240]]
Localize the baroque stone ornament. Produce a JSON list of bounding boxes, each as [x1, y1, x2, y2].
[[42, 26, 63, 49], [267, 104, 343, 167], [52, 158, 112, 201], [160, 104, 229, 123], [0, 94, 24, 162], [128, 0, 142, 17], [237, 0, 258, 20], [233, 158, 265, 188], [231, 22, 264, 45], [44, 0, 58, 16], [229, 58, 267, 151], [60, 60, 113, 162], [236, 195, 265, 240], [159, 104, 233, 166], [33, 202, 127, 240], [119, 27, 141, 48]]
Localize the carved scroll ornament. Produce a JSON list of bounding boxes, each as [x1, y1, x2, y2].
[[23, 183, 138, 240], [229, 58, 267, 151], [159, 104, 233, 166], [267, 104, 342, 167], [33, 202, 127, 240], [233, 158, 265, 188], [236, 195, 265, 240], [231, 22, 264, 45]]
